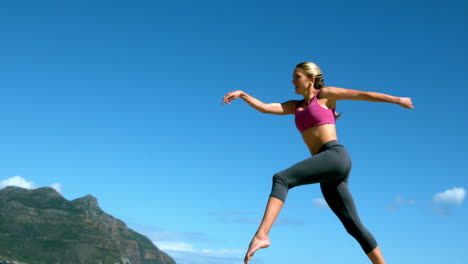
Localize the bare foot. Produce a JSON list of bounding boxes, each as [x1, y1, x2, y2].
[[244, 235, 271, 264]]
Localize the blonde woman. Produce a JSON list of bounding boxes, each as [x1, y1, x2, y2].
[[222, 62, 414, 264]]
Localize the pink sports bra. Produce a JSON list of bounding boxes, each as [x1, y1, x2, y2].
[[294, 90, 336, 133]]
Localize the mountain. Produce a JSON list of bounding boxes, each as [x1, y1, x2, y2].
[[0, 186, 176, 264]]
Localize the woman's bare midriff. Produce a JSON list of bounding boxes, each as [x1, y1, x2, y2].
[[301, 124, 338, 155]]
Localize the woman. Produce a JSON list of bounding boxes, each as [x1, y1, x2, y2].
[[222, 62, 414, 264]]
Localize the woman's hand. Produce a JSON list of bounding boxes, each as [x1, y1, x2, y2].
[[399, 97, 414, 109], [222, 90, 243, 104]]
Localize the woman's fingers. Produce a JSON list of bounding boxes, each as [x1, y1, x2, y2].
[[222, 95, 230, 104], [399, 97, 414, 109], [405, 98, 414, 109], [222, 93, 235, 104], [222, 91, 241, 105]]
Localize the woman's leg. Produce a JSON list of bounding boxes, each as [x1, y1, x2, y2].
[[320, 179, 385, 264], [367, 247, 386, 264], [244, 196, 283, 264], [270, 146, 350, 202], [245, 145, 350, 263]]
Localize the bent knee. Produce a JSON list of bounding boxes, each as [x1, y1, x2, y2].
[[272, 173, 289, 187], [270, 173, 289, 202]]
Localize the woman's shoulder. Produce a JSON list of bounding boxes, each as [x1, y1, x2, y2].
[[318, 87, 345, 101], [318, 86, 335, 96], [317, 88, 338, 109]]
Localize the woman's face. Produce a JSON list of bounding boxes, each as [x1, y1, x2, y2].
[[292, 68, 314, 95]]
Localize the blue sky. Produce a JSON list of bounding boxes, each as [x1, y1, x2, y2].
[[1, 0, 467, 263]]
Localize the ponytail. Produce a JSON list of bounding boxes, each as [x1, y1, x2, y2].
[[314, 75, 325, 90]]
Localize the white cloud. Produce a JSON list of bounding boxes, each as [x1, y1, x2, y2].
[[164, 249, 244, 264], [312, 198, 328, 208], [155, 241, 195, 252], [433, 187, 466, 205], [132, 224, 245, 264], [153, 241, 244, 264], [50, 183, 63, 194], [1, 177, 63, 196], [0, 176, 35, 189], [153, 240, 243, 257]]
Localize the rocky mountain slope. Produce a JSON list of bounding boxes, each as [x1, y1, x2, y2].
[[0, 186, 175, 264]]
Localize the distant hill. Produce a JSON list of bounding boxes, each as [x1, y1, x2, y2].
[[0, 186, 176, 264]]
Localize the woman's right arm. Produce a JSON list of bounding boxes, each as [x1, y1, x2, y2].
[[222, 90, 296, 115]]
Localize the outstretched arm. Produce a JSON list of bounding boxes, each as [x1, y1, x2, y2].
[[321, 87, 414, 109], [222, 90, 296, 115]]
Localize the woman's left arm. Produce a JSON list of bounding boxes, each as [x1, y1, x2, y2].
[[321, 87, 414, 109]]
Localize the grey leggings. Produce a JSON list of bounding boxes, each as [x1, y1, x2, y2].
[[270, 140, 378, 254]]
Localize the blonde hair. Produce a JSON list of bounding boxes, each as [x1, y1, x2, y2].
[[295, 62, 325, 89]]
